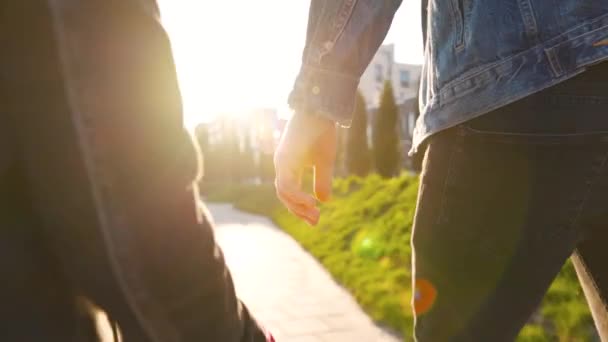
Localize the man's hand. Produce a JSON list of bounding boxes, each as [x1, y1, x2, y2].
[[274, 113, 337, 225]]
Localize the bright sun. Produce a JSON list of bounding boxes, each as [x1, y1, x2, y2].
[[157, 1, 310, 128]]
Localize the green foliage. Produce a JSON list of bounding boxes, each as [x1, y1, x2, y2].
[[373, 81, 401, 177], [539, 261, 595, 341], [346, 92, 372, 176], [517, 325, 551, 341], [206, 175, 594, 341]]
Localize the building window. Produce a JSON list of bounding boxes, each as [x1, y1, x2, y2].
[[375, 64, 383, 83], [400, 70, 410, 87]]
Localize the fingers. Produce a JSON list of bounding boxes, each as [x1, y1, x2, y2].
[[276, 173, 315, 208], [314, 162, 334, 203], [273, 114, 338, 225], [275, 169, 320, 225], [288, 202, 320, 226]]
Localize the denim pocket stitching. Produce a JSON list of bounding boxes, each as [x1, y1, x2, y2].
[[463, 125, 608, 137], [461, 125, 608, 145]]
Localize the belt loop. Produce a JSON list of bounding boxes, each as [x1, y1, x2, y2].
[[544, 48, 564, 78]]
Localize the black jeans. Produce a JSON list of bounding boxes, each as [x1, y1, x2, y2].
[[412, 63, 608, 341]]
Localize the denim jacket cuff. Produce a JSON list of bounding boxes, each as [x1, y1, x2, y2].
[[288, 65, 359, 127]]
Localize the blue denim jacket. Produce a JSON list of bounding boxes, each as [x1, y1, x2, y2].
[[290, 1, 608, 154]]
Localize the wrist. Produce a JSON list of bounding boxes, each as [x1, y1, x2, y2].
[[291, 110, 336, 132]]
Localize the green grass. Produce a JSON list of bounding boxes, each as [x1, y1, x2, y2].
[[202, 175, 594, 341]]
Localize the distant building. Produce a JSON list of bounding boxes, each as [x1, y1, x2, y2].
[[360, 44, 421, 171], [359, 44, 421, 109]]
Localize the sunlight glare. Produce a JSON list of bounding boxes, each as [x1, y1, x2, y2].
[[157, 1, 422, 128]]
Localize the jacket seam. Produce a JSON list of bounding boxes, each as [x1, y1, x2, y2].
[[437, 12, 608, 103], [410, 70, 587, 155], [544, 48, 564, 77], [317, 0, 358, 63], [305, 0, 329, 64], [517, 0, 539, 43]]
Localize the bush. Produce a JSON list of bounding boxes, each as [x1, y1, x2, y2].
[[205, 175, 594, 341]]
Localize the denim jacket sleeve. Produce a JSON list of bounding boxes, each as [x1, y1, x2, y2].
[[289, 0, 402, 127]]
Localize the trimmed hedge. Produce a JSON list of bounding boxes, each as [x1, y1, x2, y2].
[[203, 174, 594, 341]]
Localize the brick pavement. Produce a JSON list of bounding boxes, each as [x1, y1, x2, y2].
[[210, 204, 401, 342]]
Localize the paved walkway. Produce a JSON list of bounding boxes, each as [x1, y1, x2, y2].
[[96, 203, 401, 341], [210, 203, 401, 342]]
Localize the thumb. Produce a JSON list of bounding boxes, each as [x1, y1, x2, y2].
[[314, 161, 334, 202]]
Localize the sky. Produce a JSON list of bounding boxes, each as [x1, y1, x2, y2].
[[158, 1, 423, 127]]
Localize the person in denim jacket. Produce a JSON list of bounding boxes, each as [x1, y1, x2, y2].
[[275, 1, 608, 340]]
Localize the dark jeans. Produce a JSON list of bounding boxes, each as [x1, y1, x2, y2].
[[0, 1, 266, 341], [412, 63, 608, 341]]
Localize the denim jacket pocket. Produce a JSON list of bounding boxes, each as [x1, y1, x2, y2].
[[449, 0, 466, 51]]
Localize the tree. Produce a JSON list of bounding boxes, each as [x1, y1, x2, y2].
[[346, 92, 372, 176], [372, 81, 400, 177]]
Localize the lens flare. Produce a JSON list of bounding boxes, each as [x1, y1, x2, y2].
[[413, 278, 437, 316]]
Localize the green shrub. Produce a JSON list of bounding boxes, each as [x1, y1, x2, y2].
[[206, 175, 594, 341], [518, 324, 551, 341]]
